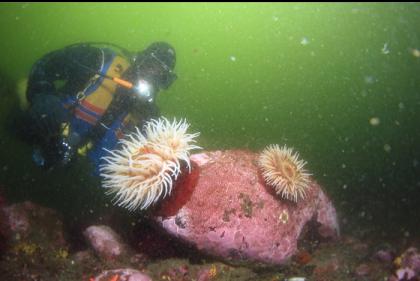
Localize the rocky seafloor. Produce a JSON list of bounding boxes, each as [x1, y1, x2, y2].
[[1, 196, 420, 281], [0, 150, 419, 281]]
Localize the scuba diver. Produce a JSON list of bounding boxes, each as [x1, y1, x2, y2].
[[21, 42, 177, 172]]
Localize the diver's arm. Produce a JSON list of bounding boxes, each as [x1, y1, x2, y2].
[[26, 45, 101, 103], [24, 45, 102, 168]]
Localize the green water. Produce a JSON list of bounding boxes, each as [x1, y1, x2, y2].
[[0, 3, 419, 237]]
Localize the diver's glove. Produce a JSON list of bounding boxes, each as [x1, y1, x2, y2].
[[28, 94, 73, 168], [28, 94, 69, 138], [33, 136, 76, 168], [59, 130, 82, 166]]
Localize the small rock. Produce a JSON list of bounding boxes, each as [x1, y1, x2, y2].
[[313, 258, 340, 278], [373, 249, 394, 264], [196, 267, 213, 281], [395, 267, 415, 280], [285, 278, 306, 281], [352, 242, 369, 253], [355, 263, 370, 277], [92, 268, 153, 281], [84, 225, 128, 260], [73, 250, 93, 263], [400, 247, 420, 274], [387, 275, 398, 281]]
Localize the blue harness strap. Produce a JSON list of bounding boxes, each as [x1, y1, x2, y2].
[[59, 48, 131, 174], [88, 112, 128, 176], [65, 50, 116, 139]]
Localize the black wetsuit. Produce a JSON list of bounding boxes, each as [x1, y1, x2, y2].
[[24, 44, 159, 169]]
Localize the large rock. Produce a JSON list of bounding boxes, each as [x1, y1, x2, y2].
[[153, 150, 339, 266]]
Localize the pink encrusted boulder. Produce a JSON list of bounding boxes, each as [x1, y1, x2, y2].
[[153, 150, 339, 266]]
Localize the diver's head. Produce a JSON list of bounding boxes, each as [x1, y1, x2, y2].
[[123, 42, 177, 103], [135, 41, 177, 90]]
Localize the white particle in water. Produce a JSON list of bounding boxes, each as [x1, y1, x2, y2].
[[398, 102, 405, 110], [369, 117, 380, 126], [300, 37, 309, 45], [381, 43, 390, 55], [410, 48, 420, 58], [364, 75, 375, 84]]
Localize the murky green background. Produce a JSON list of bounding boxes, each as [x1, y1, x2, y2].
[[0, 3, 419, 237]]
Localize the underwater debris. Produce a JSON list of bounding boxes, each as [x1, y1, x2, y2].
[[381, 43, 390, 54], [369, 117, 380, 126], [300, 37, 309, 46]]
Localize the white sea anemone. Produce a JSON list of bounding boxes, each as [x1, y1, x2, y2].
[[100, 117, 200, 211], [258, 144, 311, 202]]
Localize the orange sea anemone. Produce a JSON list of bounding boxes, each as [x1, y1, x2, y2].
[[258, 144, 311, 202], [100, 117, 200, 211]]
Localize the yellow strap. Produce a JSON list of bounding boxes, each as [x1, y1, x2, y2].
[[84, 55, 131, 112]]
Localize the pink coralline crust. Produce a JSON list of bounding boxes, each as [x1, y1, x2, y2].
[[401, 247, 420, 274], [3, 202, 31, 234], [154, 150, 339, 265], [0, 189, 9, 251], [84, 225, 127, 259], [2, 201, 67, 246]]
